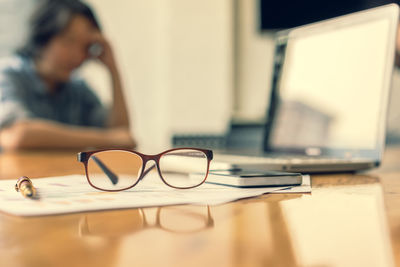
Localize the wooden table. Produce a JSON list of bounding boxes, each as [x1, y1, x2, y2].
[[0, 147, 400, 267]]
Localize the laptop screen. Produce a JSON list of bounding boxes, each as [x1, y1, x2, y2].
[[265, 7, 395, 156]]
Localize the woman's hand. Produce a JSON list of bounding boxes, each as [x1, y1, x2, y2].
[[90, 31, 130, 129], [90, 32, 117, 72]]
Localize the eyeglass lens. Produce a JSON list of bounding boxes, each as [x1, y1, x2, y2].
[[159, 149, 208, 188], [87, 150, 143, 190]]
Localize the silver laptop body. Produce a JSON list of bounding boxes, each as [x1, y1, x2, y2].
[[213, 4, 399, 173]]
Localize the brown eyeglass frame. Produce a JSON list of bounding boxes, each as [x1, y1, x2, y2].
[[77, 147, 213, 191]]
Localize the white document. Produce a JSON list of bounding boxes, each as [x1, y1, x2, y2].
[[0, 174, 311, 216]]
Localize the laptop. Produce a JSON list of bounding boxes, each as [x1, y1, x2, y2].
[[212, 4, 399, 173]]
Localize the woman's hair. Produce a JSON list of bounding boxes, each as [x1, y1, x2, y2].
[[17, 0, 101, 58]]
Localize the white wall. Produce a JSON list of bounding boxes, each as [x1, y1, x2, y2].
[[84, 0, 233, 152], [234, 0, 275, 121], [0, 0, 35, 56], [168, 0, 233, 134]]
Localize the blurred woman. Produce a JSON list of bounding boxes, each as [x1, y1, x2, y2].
[[0, 0, 135, 150]]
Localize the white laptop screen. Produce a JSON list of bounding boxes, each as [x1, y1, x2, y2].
[[268, 15, 392, 153]]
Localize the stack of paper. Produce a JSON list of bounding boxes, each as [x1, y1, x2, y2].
[[0, 174, 311, 216]]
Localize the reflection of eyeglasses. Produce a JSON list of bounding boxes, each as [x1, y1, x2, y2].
[[77, 148, 213, 191], [78, 206, 214, 237]]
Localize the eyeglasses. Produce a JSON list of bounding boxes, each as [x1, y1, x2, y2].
[[77, 148, 213, 191]]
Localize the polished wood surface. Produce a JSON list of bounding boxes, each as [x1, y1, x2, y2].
[[1, 147, 400, 267]]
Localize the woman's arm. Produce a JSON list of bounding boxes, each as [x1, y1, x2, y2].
[[0, 34, 135, 151], [92, 33, 130, 128], [108, 64, 130, 127], [0, 120, 135, 151]]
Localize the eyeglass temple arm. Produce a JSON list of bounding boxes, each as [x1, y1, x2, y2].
[[140, 164, 156, 180], [91, 156, 119, 185], [140, 163, 156, 181]]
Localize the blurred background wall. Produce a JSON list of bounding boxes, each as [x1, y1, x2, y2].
[[0, 0, 35, 56], [2, 0, 399, 151]]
